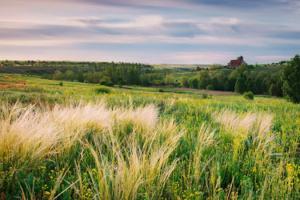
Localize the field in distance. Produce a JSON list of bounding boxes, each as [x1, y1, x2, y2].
[[153, 64, 213, 69]]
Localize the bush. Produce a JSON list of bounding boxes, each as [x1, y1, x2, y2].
[[201, 93, 208, 99], [100, 76, 114, 86], [158, 88, 164, 92], [243, 91, 254, 100], [59, 81, 63, 86], [206, 84, 214, 90], [95, 87, 111, 94]]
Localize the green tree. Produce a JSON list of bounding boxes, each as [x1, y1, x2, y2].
[[228, 70, 239, 91], [282, 55, 300, 103], [269, 81, 283, 97], [181, 77, 189, 87], [64, 70, 75, 81], [164, 75, 175, 86], [199, 71, 210, 89], [52, 70, 63, 80], [235, 74, 248, 94], [190, 78, 199, 89], [77, 72, 85, 82]]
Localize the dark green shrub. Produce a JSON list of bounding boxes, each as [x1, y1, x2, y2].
[[206, 84, 214, 90], [201, 93, 208, 99], [201, 93, 212, 99], [243, 91, 254, 100], [59, 81, 63, 86], [95, 87, 111, 94], [100, 76, 114, 86], [158, 88, 164, 92]]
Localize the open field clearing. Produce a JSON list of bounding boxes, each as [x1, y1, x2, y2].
[[0, 76, 26, 89], [0, 74, 300, 199]]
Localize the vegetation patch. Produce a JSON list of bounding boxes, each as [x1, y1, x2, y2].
[[243, 91, 254, 100], [95, 87, 111, 94]]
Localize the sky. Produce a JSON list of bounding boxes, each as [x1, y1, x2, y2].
[[0, 0, 299, 64]]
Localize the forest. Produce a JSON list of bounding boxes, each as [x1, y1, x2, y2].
[[0, 56, 296, 99]]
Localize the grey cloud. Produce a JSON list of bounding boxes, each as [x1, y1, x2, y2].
[[68, 0, 300, 10], [0, 23, 93, 39], [76, 18, 129, 26], [163, 22, 204, 38], [1, 16, 299, 45], [0, 24, 121, 40], [226, 23, 300, 41], [268, 30, 300, 40], [188, 0, 290, 7]]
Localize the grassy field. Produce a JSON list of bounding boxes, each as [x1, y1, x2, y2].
[[1, 74, 300, 199]]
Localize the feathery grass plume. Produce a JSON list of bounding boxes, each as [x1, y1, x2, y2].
[[0, 102, 111, 167], [0, 102, 158, 164], [0, 103, 61, 164], [214, 110, 257, 134], [113, 104, 158, 130], [0, 101, 181, 199], [81, 118, 183, 200], [191, 124, 215, 185], [0, 102, 167, 197], [214, 110, 274, 160], [51, 102, 112, 131], [214, 110, 256, 160], [214, 110, 276, 193], [253, 113, 274, 151]]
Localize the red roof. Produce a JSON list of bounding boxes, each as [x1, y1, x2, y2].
[[228, 56, 245, 68]]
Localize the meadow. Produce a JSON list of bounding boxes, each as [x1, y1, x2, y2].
[[1, 74, 300, 199]]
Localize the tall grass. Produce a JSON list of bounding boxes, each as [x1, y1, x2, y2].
[[0, 102, 183, 199], [0, 95, 300, 199], [214, 110, 274, 160]]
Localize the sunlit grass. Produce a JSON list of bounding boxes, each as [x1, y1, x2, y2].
[[0, 74, 300, 199]]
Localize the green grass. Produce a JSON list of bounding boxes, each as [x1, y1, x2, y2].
[[0, 74, 300, 199]]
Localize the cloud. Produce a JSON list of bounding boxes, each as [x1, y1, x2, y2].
[[0, 0, 299, 63], [188, 0, 273, 7], [59, 0, 300, 12], [1, 15, 300, 49], [269, 30, 300, 40], [254, 55, 292, 63], [164, 51, 235, 64], [0, 23, 94, 40]]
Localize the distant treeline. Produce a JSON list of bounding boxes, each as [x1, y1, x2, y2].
[[0, 60, 186, 86], [0, 59, 291, 97], [182, 64, 284, 97]]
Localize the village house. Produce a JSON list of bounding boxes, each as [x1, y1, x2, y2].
[[227, 56, 247, 68]]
